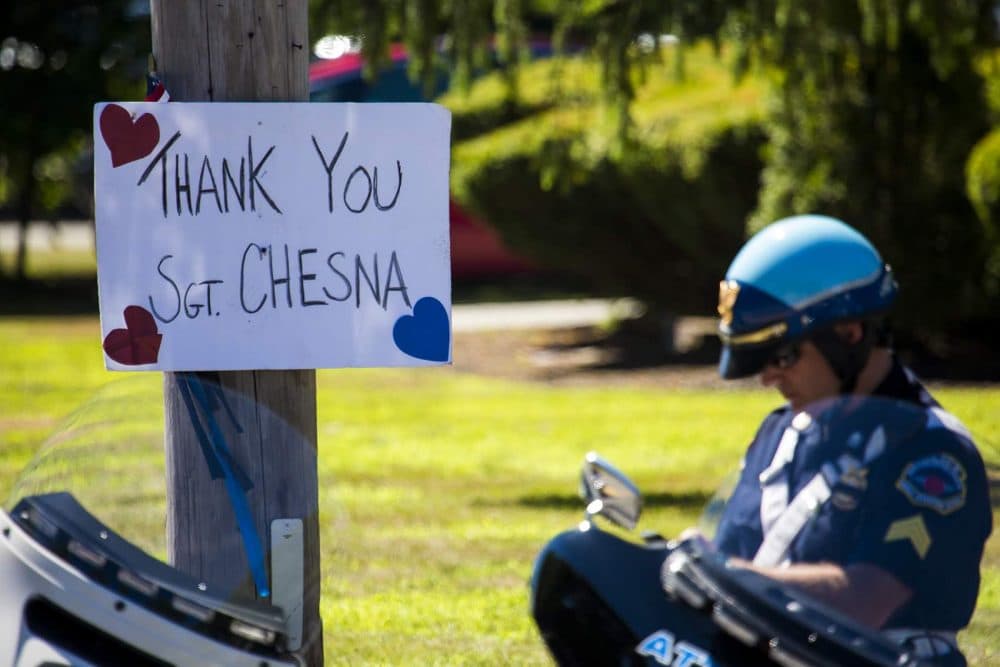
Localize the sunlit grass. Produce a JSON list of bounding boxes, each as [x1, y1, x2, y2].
[[1, 315, 998, 664]]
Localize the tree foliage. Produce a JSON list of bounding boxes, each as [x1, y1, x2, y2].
[[311, 0, 507, 97], [311, 1, 999, 334], [966, 125, 1000, 310], [720, 1, 998, 331], [0, 1, 147, 280], [447, 50, 766, 314], [310, 1, 685, 137]]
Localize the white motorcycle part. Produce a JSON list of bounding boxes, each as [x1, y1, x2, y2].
[[0, 495, 299, 667]]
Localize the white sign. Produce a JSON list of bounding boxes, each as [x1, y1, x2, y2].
[[93, 102, 452, 371]]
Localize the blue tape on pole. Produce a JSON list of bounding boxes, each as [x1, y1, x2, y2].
[[176, 374, 224, 479], [218, 465, 271, 598], [184, 376, 252, 491], [178, 373, 250, 489], [179, 373, 271, 599]]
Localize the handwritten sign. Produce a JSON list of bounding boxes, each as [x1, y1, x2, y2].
[[93, 102, 452, 371]]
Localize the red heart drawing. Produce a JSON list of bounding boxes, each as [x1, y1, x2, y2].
[[103, 306, 163, 365], [99, 104, 160, 167]]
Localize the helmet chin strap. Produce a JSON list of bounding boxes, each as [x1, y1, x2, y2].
[[809, 323, 876, 394]]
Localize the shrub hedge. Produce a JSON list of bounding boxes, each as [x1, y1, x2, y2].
[[443, 45, 766, 315], [966, 127, 1000, 312]]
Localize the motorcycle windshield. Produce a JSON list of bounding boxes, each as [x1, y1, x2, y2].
[[3, 374, 315, 661], [7, 377, 169, 558], [695, 393, 995, 545]]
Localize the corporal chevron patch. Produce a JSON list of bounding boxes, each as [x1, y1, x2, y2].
[[884, 514, 932, 559], [896, 454, 966, 515]]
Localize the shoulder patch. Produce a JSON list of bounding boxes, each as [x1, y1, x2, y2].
[[896, 454, 967, 515]]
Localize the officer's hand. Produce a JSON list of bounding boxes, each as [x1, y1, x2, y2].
[[673, 527, 716, 554]]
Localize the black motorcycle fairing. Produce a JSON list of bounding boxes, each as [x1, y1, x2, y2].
[[662, 539, 931, 667], [530, 526, 931, 667], [530, 526, 757, 666]]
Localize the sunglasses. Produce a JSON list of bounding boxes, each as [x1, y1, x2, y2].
[[767, 342, 802, 369]]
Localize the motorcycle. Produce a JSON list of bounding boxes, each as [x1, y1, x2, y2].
[[0, 377, 306, 666], [0, 380, 984, 666], [529, 396, 969, 667]]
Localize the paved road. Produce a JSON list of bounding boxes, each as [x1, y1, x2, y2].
[[0, 221, 93, 252], [452, 298, 645, 332]]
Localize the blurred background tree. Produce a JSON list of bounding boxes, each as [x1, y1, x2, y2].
[[0, 1, 148, 283], [312, 0, 1000, 346], [3, 1, 998, 347], [312, 0, 760, 323], [725, 1, 999, 338]]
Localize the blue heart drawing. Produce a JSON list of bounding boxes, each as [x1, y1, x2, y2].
[[393, 296, 450, 362]]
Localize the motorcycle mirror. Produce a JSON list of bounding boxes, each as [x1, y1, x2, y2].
[[579, 452, 643, 530]]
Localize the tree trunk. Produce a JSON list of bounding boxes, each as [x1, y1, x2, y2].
[[15, 154, 36, 283]]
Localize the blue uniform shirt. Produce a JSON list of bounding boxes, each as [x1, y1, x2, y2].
[[713, 360, 992, 631]]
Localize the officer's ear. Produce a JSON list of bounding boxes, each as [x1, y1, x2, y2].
[[833, 321, 864, 345]]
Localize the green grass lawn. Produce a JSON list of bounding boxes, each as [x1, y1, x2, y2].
[[1, 315, 999, 664]]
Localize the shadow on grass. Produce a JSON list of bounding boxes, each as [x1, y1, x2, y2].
[[549, 317, 1000, 380], [0, 277, 98, 316], [7, 274, 1000, 382], [516, 489, 711, 512], [523, 463, 1000, 512]]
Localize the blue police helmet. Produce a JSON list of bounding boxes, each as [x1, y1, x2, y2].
[[718, 215, 897, 379]]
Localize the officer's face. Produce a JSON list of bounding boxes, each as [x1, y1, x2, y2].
[[759, 340, 840, 411]]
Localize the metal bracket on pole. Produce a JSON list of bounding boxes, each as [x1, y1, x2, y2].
[[271, 518, 304, 651]]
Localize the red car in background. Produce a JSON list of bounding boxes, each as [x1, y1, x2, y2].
[[309, 43, 533, 279]]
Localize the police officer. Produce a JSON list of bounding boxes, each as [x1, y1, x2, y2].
[[710, 214, 991, 663]]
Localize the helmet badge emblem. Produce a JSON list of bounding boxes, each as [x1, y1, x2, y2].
[[718, 280, 740, 326]]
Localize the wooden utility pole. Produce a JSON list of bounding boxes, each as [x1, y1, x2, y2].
[[149, 2, 322, 665]]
